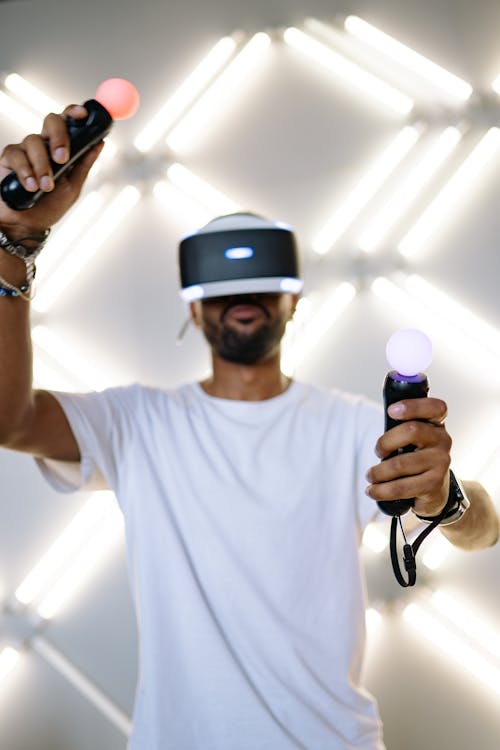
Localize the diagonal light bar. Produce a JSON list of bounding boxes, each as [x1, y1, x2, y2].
[[33, 352, 87, 392], [358, 127, 462, 253], [284, 27, 413, 115], [167, 32, 271, 153], [37, 505, 124, 620], [15, 493, 116, 607], [166, 163, 240, 215], [134, 36, 237, 152], [4, 73, 63, 113], [404, 602, 500, 697], [312, 126, 421, 255], [32, 326, 109, 391], [32, 637, 131, 736], [371, 275, 500, 380], [153, 180, 216, 231], [422, 534, 455, 570], [362, 522, 389, 552], [281, 282, 356, 375], [0, 91, 42, 132], [36, 191, 107, 282], [344, 16, 473, 101], [431, 590, 500, 659], [32, 185, 141, 313], [0, 646, 21, 683], [399, 127, 500, 257]]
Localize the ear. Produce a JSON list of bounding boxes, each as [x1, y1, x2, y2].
[[190, 301, 202, 328]]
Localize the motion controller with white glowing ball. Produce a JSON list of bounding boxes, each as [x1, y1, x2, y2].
[[0, 77, 140, 210], [378, 328, 433, 517]]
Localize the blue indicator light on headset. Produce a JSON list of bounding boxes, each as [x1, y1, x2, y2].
[[225, 247, 254, 260]]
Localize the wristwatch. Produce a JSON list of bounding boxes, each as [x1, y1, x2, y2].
[[0, 229, 50, 285], [414, 470, 471, 526]]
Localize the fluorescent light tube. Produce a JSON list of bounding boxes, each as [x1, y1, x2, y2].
[[313, 126, 420, 255], [167, 33, 271, 153], [134, 37, 237, 152], [345, 16, 473, 101], [358, 127, 462, 253], [399, 128, 500, 257], [284, 27, 413, 115]]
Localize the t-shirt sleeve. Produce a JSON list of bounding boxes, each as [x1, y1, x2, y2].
[[354, 395, 386, 530], [34, 385, 140, 495]]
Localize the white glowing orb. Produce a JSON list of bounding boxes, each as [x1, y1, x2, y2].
[[386, 328, 433, 376]]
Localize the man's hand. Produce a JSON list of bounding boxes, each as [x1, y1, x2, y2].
[[365, 397, 452, 517], [0, 105, 104, 239]]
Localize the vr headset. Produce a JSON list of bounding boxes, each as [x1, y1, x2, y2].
[[178, 212, 304, 302]]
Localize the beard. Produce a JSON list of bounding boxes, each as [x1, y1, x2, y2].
[[201, 315, 287, 365]]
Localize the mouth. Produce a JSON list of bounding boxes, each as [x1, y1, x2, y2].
[[221, 299, 270, 323]]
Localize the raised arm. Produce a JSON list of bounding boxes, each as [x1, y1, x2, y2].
[[0, 106, 104, 460]]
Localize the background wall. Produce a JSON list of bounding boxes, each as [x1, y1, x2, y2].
[[1, 0, 500, 748]]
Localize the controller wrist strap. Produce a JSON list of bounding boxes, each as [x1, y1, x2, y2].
[[390, 514, 441, 587]]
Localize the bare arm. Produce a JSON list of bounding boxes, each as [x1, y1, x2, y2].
[[439, 480, 499, 550], [0, 107, 104, 460]]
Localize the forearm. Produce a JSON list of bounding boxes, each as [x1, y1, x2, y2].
[[439, 480, 499, 550], [0, 249, 34, 442]]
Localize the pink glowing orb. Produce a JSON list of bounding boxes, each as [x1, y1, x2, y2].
[[386, 328, 433, 376], [95, 78, 140, 120]]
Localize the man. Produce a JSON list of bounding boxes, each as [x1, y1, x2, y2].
[[0, 105, 498, 750]]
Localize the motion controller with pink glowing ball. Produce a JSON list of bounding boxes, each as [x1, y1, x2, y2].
[[378, 328, 433, 517], [0, 78, 140, 210]]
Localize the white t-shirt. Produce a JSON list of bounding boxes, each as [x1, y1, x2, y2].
[[36, 379, 386, 750]]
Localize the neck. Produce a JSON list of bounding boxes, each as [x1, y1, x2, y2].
[[200, 350, 292, 401]]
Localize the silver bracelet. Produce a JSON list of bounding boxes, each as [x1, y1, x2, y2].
[[0, 228, 50, 286], [413, 470, 471, 526]]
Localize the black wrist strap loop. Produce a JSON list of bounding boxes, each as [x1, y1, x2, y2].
[[390, 514, 442, 587]]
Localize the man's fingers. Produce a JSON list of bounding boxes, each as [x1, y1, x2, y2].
[[375, 420, 452, 459], [387, 397, 448, 424], [367, 446, 450, 484]]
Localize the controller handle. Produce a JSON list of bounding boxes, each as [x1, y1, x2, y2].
[[377, 370, 429, 516], [0, 99, 112, 211]]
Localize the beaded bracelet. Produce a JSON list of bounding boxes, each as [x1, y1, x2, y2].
[[0, 273, 33, 302]]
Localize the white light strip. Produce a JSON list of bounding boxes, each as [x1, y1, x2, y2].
[[493, 74, 500, 95], [166, 163, 240, 215], [432, 590, 500, 659], [4, 73, 63, 113], [32, 185, 141, 313], [358, 127, 462, 253], [371, 275, 500, 380], [362, 522, 388, 553], [37, 505, 124, 620], [166, 33, 271, 153], [404, 275, 500, 359], [0, 646, 21, 682], [399, 128, 500, 257], [281, 282, 356, 375], [313, 126, 421, 255], [0, 91, 42, 132], [404, 603, 500, 696], [134, 37, 237, 152], [345, 16, 473, 101], [15, 493, 116, 606], [422, 534, 454, 570], [32, 326, 108, 391], [32, 636, 131, 736], [33, 352, 89, 392], [284, 27, 413, 115], [153, 180, 215, 230], [365, 607, 383, 632], [36, 191, 107, 282]]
